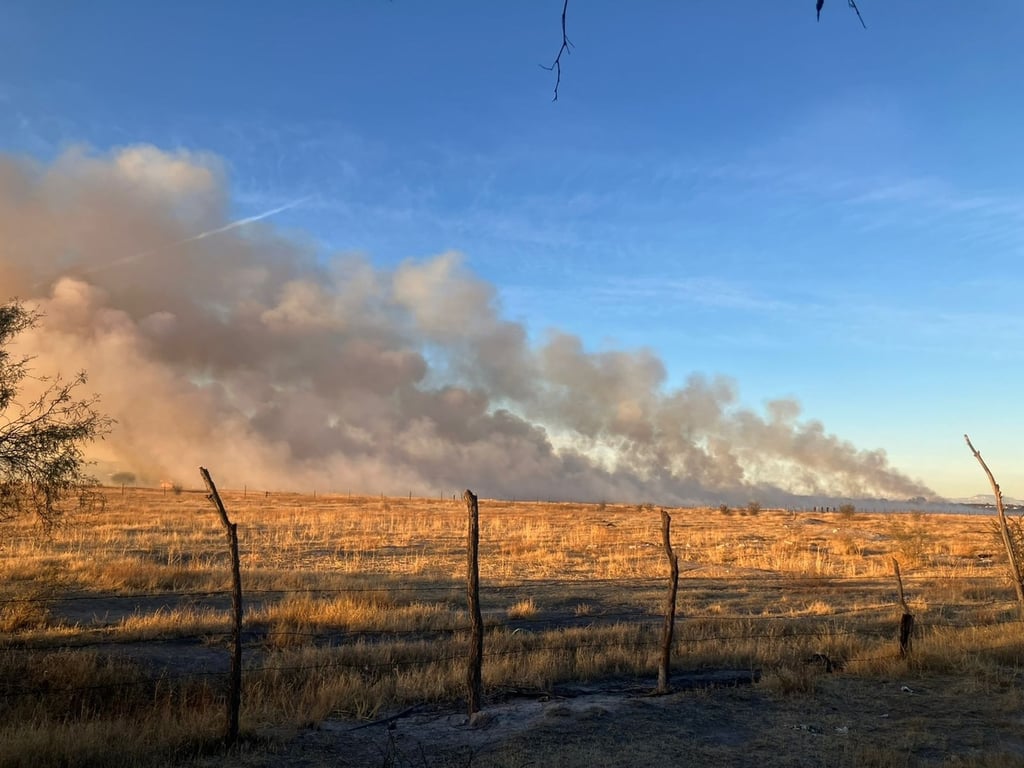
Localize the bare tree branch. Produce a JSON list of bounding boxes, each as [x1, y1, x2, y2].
[[965, 434, 1024, 619], [848, 0, 868, 29], [0, 301, 112, 529], [817, 0, 868, 28], [540, 0, 573, 101], [546, 1, 867, 100]]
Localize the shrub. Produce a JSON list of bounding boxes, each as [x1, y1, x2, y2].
[[0, 301, 112, 528]]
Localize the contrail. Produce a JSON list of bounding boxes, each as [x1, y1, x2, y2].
[[165, 197, 311, 247], [34, 196, 311, 289], [86, 196, 311, 273]]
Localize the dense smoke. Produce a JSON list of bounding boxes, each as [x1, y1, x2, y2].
[[0, 146, 934, 504]]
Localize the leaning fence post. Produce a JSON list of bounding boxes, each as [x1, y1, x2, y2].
[[892, 558, 914, 658], [965, 435, 1024, 620], [200, 467, 243, 748], [657, 508, 680, 693], [464, 489, 483, 718]]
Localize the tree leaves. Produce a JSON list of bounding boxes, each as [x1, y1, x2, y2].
[[0, 301, 112, 529]]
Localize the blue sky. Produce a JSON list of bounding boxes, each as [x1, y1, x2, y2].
[[3, 2, 1022, 500]]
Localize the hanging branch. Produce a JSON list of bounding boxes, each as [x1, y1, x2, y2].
[[541, 0, 573, 101], [545, 1, 866, 100], [817, 0, 868, 28], [848, 0, 868, 29]]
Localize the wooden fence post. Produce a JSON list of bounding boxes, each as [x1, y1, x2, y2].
[[200, 467, 243, 748], [965, 435, 1024, 620], [657, 509, 680, 693], [892, 558, 914, 658], [464, 489, 483, 718]]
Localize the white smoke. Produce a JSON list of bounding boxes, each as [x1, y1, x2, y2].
[[0, 146, 934, 504]]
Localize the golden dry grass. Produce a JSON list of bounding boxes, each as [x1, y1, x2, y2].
[[1, 488, 1022, 767]]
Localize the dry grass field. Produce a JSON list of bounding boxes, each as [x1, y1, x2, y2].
[[2, 487, 1023, 767]]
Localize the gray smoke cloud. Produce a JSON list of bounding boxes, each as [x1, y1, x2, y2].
[[1, 146, 934, 504]]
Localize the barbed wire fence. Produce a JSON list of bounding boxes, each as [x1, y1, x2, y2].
[[3, 480, 1023, 749]]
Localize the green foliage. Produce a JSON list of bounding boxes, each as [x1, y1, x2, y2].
[[0, 300, 112, 528]]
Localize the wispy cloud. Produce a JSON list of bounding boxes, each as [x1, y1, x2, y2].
[[579, 277, 797, 314]]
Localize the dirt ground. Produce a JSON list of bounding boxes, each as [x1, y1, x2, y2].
[[203, 673, 1024, 768]]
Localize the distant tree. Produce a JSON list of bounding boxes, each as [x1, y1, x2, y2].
[[746, 500, 762, 516], [0, 301, 112, 529], [111, 471, 137, 487]]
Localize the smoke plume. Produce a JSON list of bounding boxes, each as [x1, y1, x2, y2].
[[0, 146, 933, 504]]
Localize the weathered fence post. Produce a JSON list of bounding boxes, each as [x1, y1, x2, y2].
[[464, 489, 483, 718], [965, 435, 1024, 620], [657, 508, 680, 693], [892, 558, 914, 658], [200, 467, 242, 748]]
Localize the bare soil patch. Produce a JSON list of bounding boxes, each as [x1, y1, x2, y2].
[[205, 672, 1024, 768]]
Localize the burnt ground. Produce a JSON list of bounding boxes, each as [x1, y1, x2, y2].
[[193, 672, 1024, 768]]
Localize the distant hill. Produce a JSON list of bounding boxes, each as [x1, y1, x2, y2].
[[952, 494, 1024, 508]]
